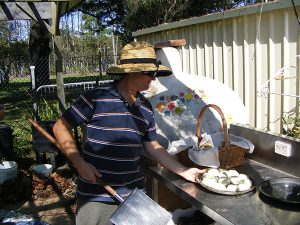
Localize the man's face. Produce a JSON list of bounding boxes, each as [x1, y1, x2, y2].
[[129, 72, 156, 91]]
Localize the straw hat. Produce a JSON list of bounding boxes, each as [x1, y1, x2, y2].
[[106, 41, 172, 77]]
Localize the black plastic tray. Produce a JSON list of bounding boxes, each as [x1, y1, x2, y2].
[[258, 177, 300, 204]]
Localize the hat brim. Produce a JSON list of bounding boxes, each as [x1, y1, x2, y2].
[[106, 63, 172, 77]]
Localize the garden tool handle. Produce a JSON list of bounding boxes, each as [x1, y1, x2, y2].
[[96, 177, 124, 203], [27, 116, 124, 203]]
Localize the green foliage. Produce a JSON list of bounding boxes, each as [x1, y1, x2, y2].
[[0, 21, 29, 66], [282, 115, 300, 139], [59, 23, 117, 61], [81, 0, 126, 33], [36, 99, 61, 121], [124, 0, 257, 32], [0, 40, 29, 66]]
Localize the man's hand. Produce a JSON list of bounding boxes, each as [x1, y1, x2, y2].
[[179, 167, 206, 183], [75, 160, 102, 184], [143, 140, 207, 183]]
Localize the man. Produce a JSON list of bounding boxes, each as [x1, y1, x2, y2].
[[53, 41, 205, 225]]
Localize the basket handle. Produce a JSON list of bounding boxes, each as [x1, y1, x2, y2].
[[196, 104, 229, 149]]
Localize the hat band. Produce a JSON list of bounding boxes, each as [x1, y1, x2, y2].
[[120, 58, 158, 65]]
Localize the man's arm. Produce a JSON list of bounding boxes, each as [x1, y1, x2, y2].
[[53, 117, 101, 183], [143, 140, 205, 182]]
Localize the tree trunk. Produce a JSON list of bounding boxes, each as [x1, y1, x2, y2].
[[29, 20, 51, 87]]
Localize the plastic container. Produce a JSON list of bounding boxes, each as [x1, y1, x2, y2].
[[0, 161, 18, 184], [32, 164, 53, 177]]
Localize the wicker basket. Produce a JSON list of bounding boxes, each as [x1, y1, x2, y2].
[[196, 104, 246, 169]]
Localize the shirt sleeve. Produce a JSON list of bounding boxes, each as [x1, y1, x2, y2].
[[62, 90, 94, 129]]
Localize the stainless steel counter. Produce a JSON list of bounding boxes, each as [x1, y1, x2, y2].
[[148, 159, 300, 225]]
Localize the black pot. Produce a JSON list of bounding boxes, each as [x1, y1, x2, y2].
[[0, 123, 14, 160], [32, 120, 58, 153], [31, 120, 66, 168]]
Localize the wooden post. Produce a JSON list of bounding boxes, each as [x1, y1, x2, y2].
[[53, 36, 66, 112]]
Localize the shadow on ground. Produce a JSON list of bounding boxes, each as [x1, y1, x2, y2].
[[1, 158, 76, 225]]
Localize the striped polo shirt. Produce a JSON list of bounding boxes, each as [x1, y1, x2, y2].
[[62, 82, 157, 202]]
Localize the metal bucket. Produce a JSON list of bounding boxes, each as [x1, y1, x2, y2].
[[0, 161, 18, 184]]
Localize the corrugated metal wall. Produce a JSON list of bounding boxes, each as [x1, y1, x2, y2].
[[133, 0, 300, 135]]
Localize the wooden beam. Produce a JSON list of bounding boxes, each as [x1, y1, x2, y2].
[[0, 2, 52, 20], [0, 2, 14, 20], [0, 0, 81, 20], [13, 2, 55, 36], [154, 39, 186, 48], [0, 0, 81, 37], [15, 2, 37, 20], [51, 2, 62, 35]]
